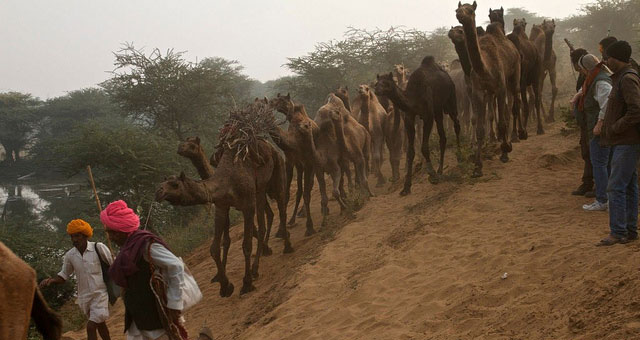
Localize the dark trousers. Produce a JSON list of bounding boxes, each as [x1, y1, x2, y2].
[[579, 121, 594, 187]]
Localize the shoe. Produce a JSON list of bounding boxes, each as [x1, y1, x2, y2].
[[572, 184, 593, 196], [582, 201, 608, 211], [596, 235, 627, 246], [584, 191, 595, 198], [627, 234, 638, 242]]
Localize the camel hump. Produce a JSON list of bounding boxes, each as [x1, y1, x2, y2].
[[421, 56, 436, 67]]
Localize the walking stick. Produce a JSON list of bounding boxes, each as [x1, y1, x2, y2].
[[87, 165, 115, 257]]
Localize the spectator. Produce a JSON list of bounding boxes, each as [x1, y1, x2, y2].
[[599, 36, 640, 73], [598, 41, 640, 246]]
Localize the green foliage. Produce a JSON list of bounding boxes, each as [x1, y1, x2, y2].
[[0, 92, 41, 163], [102, 44, 253, 144]]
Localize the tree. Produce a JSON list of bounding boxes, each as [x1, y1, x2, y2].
[[102, 43, 253, 142], [0, 92, 40, 164]]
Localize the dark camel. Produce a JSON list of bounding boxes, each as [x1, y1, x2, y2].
[[530, 20, 558, 122], [268, 94, 318, 236], [456, 1, 522, 177], [488, 7, 504, 31], [156, 139, 293, 297], [0, 241, 62, 340], [508, 18, 544, 135], [375, 56, 461, 195]]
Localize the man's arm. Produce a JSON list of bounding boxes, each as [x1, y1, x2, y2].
[[96, 242, 114, 265], [39, 253, 72, 288], [613, 75, 640, 133], [595, 81, 612, 120], [148, 243, 184, 311]]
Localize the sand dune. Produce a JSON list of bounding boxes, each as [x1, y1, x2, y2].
[[64, 122, 640, 340]]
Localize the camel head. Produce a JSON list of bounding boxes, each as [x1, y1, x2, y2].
[[437, 61, 450, 73], [177, 136, 203, 159], [269, 93, 294, 119], [334, 86, 351, 109], [541, 19, 556, 35], [374, 72, 397, 98], [513, 18, 527, 30], [488, 7, 503, 24], [476, 26, 486, 36], [448, 26, 466, 44], [155, 171, 195, 206], [456, 1, 477, 25], [392, 64, 406, 78], [357, 84, 373, 99]]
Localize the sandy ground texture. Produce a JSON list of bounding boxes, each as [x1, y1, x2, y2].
[[63, 122, 640, 340]]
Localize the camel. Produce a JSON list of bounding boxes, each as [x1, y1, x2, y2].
[[530, 20, 558, 122], [332, 86, 357, 191], [449, 59, 473, 136], [508, 18, 544, 135], [456, 1, 523, 177], [177, 135, 285, 256], [0, 241, 62, 340], [488, 7, 504, 31], [351, 84, 387, 186], [157, 140, 293, 297], [268, 94, 318, 235], [374, 56, 461, 195]]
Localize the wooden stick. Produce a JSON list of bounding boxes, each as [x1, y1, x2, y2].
[[564, 38, 575, 53], [87, 165, 115, 257]]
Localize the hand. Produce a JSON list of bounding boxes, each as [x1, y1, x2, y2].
[[39, 278, 52, 289], [167, 308, 181, 323], [593, 120, 603, 136]]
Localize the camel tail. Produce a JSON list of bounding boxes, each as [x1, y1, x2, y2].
[[31, 287, 62, 340]]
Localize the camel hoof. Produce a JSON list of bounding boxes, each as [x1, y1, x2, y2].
[[305, 228, 316, 237], [240, 283, 256, 295], [400, 188, 411, 196], [219, 282, 234, 297], [283, 243, 294, 254], [275, 228, 289, 239], [500, 154, 509, 163], [511, 136, 520, 143], [519, 130, 528, 140], [262, 246, 273, 256], [537, 128, 545, 135], [211, 273, 221, 283]]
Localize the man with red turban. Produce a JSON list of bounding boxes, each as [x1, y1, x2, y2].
[[40, 219, 113, 340], [101, 200, 186, 340]]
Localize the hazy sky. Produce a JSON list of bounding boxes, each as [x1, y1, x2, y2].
[[1, 0, 591, 99]]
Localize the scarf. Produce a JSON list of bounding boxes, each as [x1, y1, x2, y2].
[[578, 62, 604, 112], [108, 229, 170, 288]]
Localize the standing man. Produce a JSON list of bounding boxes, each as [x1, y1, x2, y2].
[[39, 219, 112, 340], [573, 54, 613, 211], [100, 200, 185, 340], [570, 48, 595, 197], [599, 36, 640, 73], [598, 40, 640, 246]]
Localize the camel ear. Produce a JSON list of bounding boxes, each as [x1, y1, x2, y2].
[[195, 136, 200, 144], [179, 171, 186, 181], [489, 8, 492, 13], [500, 7, 503, 13], [345, 86, 348, 91], [458, 1, 462, 8], [472, 1, 477, 10]]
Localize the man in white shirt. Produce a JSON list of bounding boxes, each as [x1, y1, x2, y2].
[[39, 219, 112, 340]]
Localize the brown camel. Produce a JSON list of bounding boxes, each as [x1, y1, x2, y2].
[[332, 86, 356, 191], [530, 20, 558, 122], [351, 84, 387, 186], [177, 135, 283, 256], [488, 7, 504, 31], [449, 59, 473, 137], [375, 56, 461, 195], [508, 18, 544, 135], [268, 94, 318, 235], [456, 1, 522, 177], [0, 241, 62, 340], [157, 140, 293, 297]]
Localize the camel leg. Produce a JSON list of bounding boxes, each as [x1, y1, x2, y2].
[[435, 111, 447, 176], [303, 165, 315, 236], [285, 161, 294, 206], [339, 158, 351, 200], [547, 67, 558, 122], [250, 193, 266, 281], [354, 154, 373, 198], [288, 165, 303, 226], [539, 71, 548, 119], [533, 78, 544, 135], [497, 91, 512, 163], [421, 112, 437, 179], [240, 204, 257, 295], [488, 97, 497, 142], [331, 163, 348, 212], [317, 171, 330, 227], [262, 201, 274, 256], [401, 113, 416, 195], [386, 135, 401, 182], [471, 90, 486, 177], [212, 207, 234, 297], [511, 81, 524, 142], [519, 77, 530, 140], [373, 141, 385, 187], [414, 119, 424, 170]]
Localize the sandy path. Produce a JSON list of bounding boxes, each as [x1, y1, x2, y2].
[[64, 122, 640, 340]]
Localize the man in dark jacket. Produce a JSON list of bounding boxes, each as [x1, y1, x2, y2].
[[600, 36, 640, 73], [597, 40, 640, 246], [570, 48, 595, 197]]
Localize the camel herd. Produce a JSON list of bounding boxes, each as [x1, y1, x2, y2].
[[1, 3, 561, 337], [153, 0, 560, 298]]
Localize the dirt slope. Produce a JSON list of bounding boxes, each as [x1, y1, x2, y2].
[[64, 122, 640, 340]]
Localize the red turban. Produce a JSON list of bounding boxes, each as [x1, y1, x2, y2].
[[100, 200, 140, 233]]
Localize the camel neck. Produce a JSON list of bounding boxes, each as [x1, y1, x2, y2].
[[543, 31, 554, 65], [387, 85, 411, 113], [190, 153, 215, 180], [359, 95, 371, 131], [462, 20, 485, 75], [336, 94, 351, 112], [453, 41, 473, 77]]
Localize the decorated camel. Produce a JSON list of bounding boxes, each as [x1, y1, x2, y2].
[[530, 20, 558, 122], [508, 18, 544, 135], [268, 93, 319, 236], [0, 241, 62, 340], [374, 56, 461, 195], [157, 104, 293, 297], [351, 84, 387, 186], [456, 1, 523, 177]]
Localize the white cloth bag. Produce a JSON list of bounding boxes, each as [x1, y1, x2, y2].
[[179, 258, 202, 311]]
